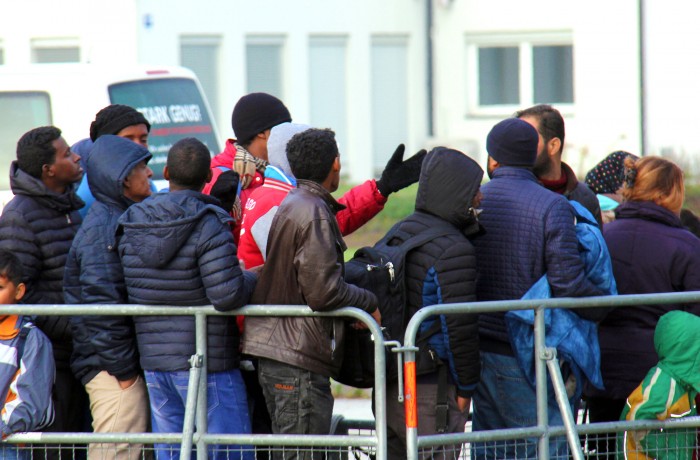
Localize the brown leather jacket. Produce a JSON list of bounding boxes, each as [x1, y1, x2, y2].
[[242, 180, 378, 378]]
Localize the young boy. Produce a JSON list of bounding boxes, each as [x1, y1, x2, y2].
[[618, 310, 700, 460], [0, 250, 55, 459]]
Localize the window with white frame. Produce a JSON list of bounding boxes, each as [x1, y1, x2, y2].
[[246, 35, 285, 99], [466, 33, 573, 115], [31, 37, 80, 63]]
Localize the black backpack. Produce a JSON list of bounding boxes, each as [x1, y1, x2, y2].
[[337, 220, 456, 388]]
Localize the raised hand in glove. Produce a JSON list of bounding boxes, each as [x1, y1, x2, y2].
[[210, 170, 240, 215], [375, 144, 428, 197]]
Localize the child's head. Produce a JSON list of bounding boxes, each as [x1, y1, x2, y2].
[[0, 250, 25, 305], [164, 138, 212, 191]]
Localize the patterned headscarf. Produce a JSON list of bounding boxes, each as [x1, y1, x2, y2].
[[585, 151, 638, 194]]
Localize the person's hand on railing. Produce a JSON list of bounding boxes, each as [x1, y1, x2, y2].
[[370, 307, 382, 326]]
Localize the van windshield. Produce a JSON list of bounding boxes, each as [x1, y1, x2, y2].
[[109, 77, 220, 180], [0, 92, 52, 189]]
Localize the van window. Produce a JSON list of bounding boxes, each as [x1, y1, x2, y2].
[[109, 77, 219, 180], [0, 92, 52, 189]]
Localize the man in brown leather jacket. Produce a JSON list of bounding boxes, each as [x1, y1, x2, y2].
[[242, 128, 380, 451]]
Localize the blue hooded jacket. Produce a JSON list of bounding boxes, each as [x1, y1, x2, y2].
[[64, 135, 151, 384]]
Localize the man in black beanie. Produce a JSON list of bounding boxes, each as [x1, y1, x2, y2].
[[470, 117, 605, 460], [203, 92, 427, 245], [73, 104, 152, 218]]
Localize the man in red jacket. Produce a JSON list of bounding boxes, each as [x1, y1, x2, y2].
[[204, 92, 426, 243]]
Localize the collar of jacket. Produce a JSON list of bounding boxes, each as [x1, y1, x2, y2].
[[491, 165, 539, 182], [9, 161, 85, 212], [614, 200, 683, 228], [296, 179, 346, 215]]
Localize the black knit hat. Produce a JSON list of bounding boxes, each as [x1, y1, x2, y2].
[[486, 118, 538, 167], [231, 93, 292, 145], [89, 104, 151, 142]]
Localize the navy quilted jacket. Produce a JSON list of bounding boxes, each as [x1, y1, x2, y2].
[[473, 167, 605, 353], [64, 135, 151, 385], [392, 147, 483, 397], [117, 190, 256, 372], [0, 162, 83, 367]]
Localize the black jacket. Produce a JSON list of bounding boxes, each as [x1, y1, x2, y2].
[[392, 147, 483, 397], [0, 162, 83, 366], [64, 135, 151, 384]]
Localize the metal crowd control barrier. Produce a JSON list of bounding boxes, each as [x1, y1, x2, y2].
[[5, 292, 700, 459], [0, 303, 388, 460], [400, 290, 700, 460]]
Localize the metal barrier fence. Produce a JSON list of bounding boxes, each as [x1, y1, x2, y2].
[[0, 303, 387, 460], [4, 292, 700, 459], [402, 290, 700, 460]]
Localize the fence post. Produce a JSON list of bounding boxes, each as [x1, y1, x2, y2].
[[403, 344, 419, 460], [373, 328, 389, 460], [195, 312, 208, 460], [180, 354, 202, 460], [534, 306, 550, 459]]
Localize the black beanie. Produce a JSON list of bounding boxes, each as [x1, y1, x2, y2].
[[89, 104, 151, 142], [231, 93, 292, 145], [486, 118, 538, 167]]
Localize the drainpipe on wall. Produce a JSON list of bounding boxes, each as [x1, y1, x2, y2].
[[638, 0, 647, 155], [426, 0, 435, 137]]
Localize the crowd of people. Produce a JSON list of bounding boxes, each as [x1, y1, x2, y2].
[[0, 94, 699, 460]]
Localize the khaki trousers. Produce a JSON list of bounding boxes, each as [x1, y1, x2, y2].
[[85, 371, 149, 460]]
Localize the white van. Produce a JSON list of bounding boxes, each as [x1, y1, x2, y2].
[[0, 63, 221, 212]]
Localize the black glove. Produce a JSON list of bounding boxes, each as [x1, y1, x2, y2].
[[210, 170, 240, 213], [376, 144, 427, 197]]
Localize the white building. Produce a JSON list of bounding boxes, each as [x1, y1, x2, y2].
[[1, 0, 698, 182]]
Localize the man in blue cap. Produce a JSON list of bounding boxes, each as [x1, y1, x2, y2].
[[471, 117, 607, 460]]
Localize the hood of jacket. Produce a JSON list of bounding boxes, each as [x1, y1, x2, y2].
[[267, 122, 311, 178], [655, 310, 700, 392], [118, 190, 232, 268], [87, 135, 152, 211], [9, 161, 84, 212], [615, 200, 683, 229], [414, 147, 483, 229]]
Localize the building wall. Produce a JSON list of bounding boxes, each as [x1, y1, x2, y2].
[[4, 0, 699, 181]]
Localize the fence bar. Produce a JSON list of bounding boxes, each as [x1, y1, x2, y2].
[[194, 312, 208, 460], [534, 306, 550, 459], [544, 349, 584, 460], [180, 353, 202, 460]]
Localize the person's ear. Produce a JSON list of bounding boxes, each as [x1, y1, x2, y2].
[[548, 137, 562, 157], [163, 166, 170, 181], [332, 156, 340, 172], [14, 283, 25, 302], [206, 169, 213, 183], [42, 163, 54, 178]]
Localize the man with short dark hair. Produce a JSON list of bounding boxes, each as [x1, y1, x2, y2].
[[471, 118, 605, 460], [117, 137, 256, 460], [516, 104, 602, 225], [242, 128, 380, 451], [0, 125, 87, 456]]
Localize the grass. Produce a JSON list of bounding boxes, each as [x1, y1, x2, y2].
[[333, 183, 418, 259]]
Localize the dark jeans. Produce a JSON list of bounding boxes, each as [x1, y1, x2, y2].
[[257, 358, 334, 460], [384, 375, 468, 460]]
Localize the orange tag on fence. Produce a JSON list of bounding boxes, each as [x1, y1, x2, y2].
[[404, 361, 417, 428]]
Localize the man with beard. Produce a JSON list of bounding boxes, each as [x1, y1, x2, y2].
[[516, 104, 602, 226]]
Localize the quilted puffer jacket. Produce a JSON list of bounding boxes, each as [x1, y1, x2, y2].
[[473, 166, 605, 354], [0, 162, 83, 367], [64, 135, 151, 385], [117, 190, 257, 372], [392, 147, 483, 397]]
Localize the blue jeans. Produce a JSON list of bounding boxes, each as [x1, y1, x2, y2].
[[471, 351, 570, 460], [145, 369, 252, 460], [0, 445, 25, 460]]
